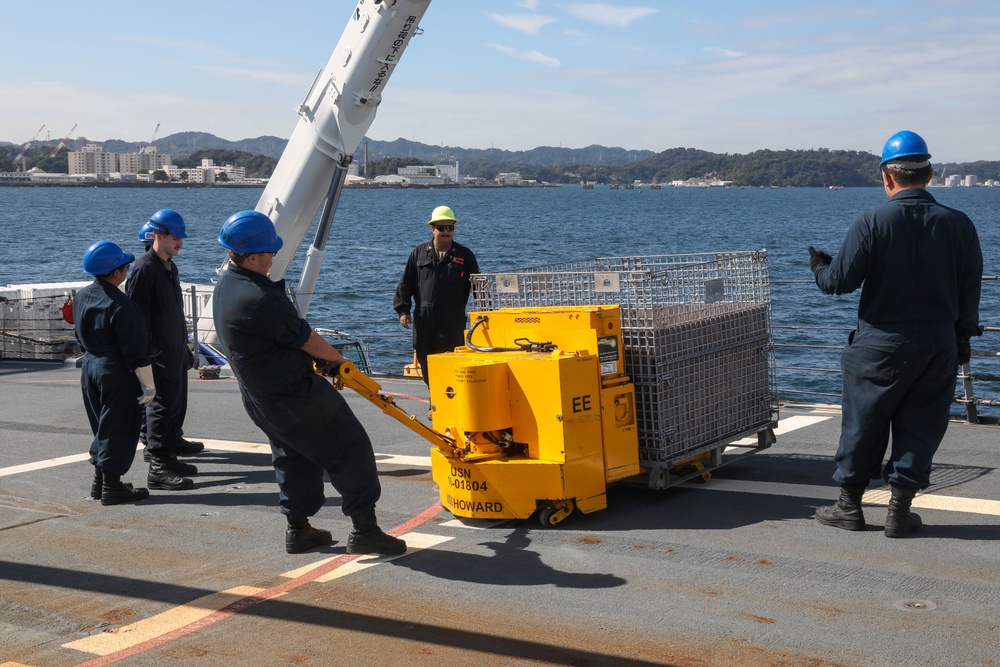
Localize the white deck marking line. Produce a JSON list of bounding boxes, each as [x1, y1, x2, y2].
[[62, 585, 268, 656], [0, 452, 89, 477], [683, 479, 1000, 517], [439, 518, 508, 529], [0, 413, 828, 478], [280, 532, 452, 583], [190, 438, 270, 453], [726, 414, 832, 448], [377, 453, 434, 466]]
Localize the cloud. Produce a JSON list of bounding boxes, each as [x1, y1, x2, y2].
[[488, 44, 561, 68], [190, 65, 309, 87], [516, 0, 540, 9], [703, 47, 746, 59], [559, 3, 658, 28], [487, 13, 558, 35]]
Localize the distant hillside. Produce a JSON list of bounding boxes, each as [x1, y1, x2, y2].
[[2, 132, 653, 165], [4, 132, 1000, 184]]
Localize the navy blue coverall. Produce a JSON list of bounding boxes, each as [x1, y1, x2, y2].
[[126, 249, 192, 453], [812, 188, 982, 490], [213, 264, 381, 519], [74, 279, 149, 475], [393, 240, 479, 383]]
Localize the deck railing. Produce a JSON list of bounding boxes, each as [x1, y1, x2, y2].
[[3, 275, 997, 425]]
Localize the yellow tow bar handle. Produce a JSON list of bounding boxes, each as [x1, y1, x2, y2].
[[330, 361, 461, 458]]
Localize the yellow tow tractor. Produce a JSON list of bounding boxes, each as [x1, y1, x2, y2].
[[330, 304, 640, 526]]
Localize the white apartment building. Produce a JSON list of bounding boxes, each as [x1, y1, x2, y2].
[[68, 144, 174, 176], [118, 147, 172, 174], [160, 159, 245, 184], [67, 144, 117, 175]]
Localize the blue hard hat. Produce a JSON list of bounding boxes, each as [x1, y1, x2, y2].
[[83, 241, 134, 276], [137, 221, 158, 244], [880, 130, 931, 167], [218, 210, 284, 253], [147, 208, 188, 238]]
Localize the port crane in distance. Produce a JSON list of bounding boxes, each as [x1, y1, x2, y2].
[[50, 123, 78, 157], [139, 122, 161, 154], [12, 124, 45, 171]]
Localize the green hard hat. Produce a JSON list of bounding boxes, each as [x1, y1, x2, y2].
[[427, 205, 459, 225]]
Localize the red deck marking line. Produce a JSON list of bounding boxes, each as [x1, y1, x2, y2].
[[382, 390, 429, 403], [73, 502, 443, 667]]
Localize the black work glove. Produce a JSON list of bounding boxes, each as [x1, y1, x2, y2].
[[808, 246, 832, 272], [957, 339, 971, 365]]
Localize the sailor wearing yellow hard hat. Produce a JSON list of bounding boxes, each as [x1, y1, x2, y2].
[[393, 205, 481, 385]]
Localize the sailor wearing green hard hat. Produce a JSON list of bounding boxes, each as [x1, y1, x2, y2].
[[394, 205, 480, 385], [807, 130, 983, 539]]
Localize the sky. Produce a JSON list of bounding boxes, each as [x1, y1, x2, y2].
[[3, 0, 999, 163]]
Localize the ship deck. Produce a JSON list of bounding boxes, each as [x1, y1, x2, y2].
[[1, 360, 998, 667]]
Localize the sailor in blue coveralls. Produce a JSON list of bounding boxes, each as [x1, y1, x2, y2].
[[394, 205, 480, 385], [126, 209, 198, 491], [213, 210, 406, 556], [75, 241, 156, 505], [808, 131, 983, 538]]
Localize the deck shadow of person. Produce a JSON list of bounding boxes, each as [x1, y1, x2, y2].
[[395, 527, 625, 589]]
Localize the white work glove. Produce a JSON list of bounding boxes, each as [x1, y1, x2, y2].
[[135, 365, 156, 405]]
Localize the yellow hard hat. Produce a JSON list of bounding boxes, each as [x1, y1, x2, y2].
[[427, 205, 459, 225]]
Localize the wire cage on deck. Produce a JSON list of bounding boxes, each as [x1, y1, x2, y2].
[[0, 292, 79, 361], [470, 251, 778, 466]]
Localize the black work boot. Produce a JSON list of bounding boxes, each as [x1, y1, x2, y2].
[[815, 483, 867, 531], [90, 466, 103, 500], [101, 472, 150, 506], [142, 447, 151, 463], [164, 451, 198, 476], [176, 438, 205, 455], [347, 509, 407, 556], [147, 452, 195, 491], [285, 518, 334, 554], [884, 485, 922, 538]]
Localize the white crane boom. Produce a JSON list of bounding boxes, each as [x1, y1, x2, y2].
[[139, 123, 161, 154], [256, 0, 431, 302], [50, 123, 78, 157], [200, 0, 431, 346]]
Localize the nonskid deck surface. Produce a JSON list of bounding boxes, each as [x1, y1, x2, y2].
[[1, 361, 998, 667]]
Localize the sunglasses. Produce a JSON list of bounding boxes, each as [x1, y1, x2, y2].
[[434, 225, 454, 232]]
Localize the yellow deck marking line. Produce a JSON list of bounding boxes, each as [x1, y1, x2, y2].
[[0, 453, 89, 477], [280, 532, 453, 583], [64, 502, 442, 666], [861, 487, 1000, 515], [1, 662, 34, 666], [63, 586, 267, 656], [686, 479, 1000, 517]]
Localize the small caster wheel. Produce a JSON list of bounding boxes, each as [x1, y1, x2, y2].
[[538, 500, 574, 527]]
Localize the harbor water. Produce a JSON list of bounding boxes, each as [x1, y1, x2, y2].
[[1, 184, 997, 409]]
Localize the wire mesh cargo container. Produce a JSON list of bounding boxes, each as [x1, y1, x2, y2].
[[471, 251, 778, 482], [0, 293, 79, 361]]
